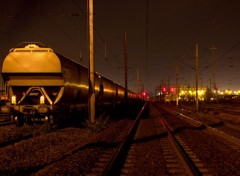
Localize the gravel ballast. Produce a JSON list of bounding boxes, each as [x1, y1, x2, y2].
[[0, 119, 132, 175]]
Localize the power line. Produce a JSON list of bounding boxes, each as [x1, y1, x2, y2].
[[72, 0, 123, 66], [194, 0, 233, 42]]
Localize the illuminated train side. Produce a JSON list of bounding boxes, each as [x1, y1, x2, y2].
[[1, 42, 142, 125]]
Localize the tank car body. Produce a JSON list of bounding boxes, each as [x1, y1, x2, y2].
[[1, 42, 141, 125]]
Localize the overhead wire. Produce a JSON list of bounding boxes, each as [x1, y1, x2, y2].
[[72, 0, 123, 66], [36, 0, 123, 73], [194, 0, 230, 42], [34, 5, 78, 47], [179, 0, 240, 88], [0, 1, 78, 54], [53, 0, 87, 62], [174, 0, 227, 69]]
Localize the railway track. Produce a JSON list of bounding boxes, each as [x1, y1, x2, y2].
[[175, 105, 240, 141], [152, 104, 203, 176], [156, 103, 240, 175], [0, 133, 33, 148], [179, 112, 239, 147], [86, 102, 148, 175], [1, 102, 239, 175], [89, 102, 206, 175], [0, 103, 144, 175], [207, 107, 240, 116], [0, 123, 52, 148], [0, 121, 13, 127]]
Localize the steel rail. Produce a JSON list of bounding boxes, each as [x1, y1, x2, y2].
[[101, 102, 148, 176], [151, 103, 202, 176]]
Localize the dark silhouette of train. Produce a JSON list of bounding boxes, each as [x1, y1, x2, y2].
[[1, 42, 142, 126]]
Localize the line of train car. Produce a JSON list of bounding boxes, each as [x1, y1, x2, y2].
[[0, 42, 142, 126], [0, 90, 11, 122]]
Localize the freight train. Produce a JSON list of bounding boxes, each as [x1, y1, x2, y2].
[[1, 42, 142, 126]]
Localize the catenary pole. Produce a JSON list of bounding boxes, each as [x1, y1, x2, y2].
[[88, 0, 95, 123], [124, 32, 128, 103], [176, 64, 179, 106], [195, 43, 199, 111]]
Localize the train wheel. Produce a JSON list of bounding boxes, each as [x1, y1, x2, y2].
[[15, 114, 24, 127], [49, 113, 58, 125], [25, 115, 32, 125]]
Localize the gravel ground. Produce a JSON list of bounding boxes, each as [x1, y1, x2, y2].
[[155, 102, 240, 176], [0, 119, 132, 176], [124, 118, 168, 175], [213, 112, 240, 125], [179, 128, 240, 176], [0, 125, 37, 143], [1, 103, 239, 176]]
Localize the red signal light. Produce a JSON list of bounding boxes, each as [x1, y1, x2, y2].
[[163, 87, 166, 92]]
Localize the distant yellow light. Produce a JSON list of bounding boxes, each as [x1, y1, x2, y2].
[[225, 89, 232, 95], [198, 90, 204, 96], [180, 90, 185, 95], [11, 95, 16, 104], [189, 90, 193, 95], [40, 95, 45, 104]]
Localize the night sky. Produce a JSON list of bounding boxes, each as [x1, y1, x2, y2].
[[1, 0, 240, 94]]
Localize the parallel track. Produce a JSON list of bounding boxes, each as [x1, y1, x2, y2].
[[91, 102, 203, 175], [0, 121, 13, 127], [90, 102, 148, 176], [150, 104, 202, 176]]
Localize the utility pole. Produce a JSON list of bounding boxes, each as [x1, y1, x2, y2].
[[88, 0, 95, 123], [146, 0, 149, 91], [136, 67, 140, 93], [159, 81, 162, 102], [168, 77, 170, 95], [195, 43, 199, 111], [211, 45, 217, 92], [176, 64, 179, 106], [124, 32, 128, 103], [104, 43, 107, 61], [209, 78, 212, 92]]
